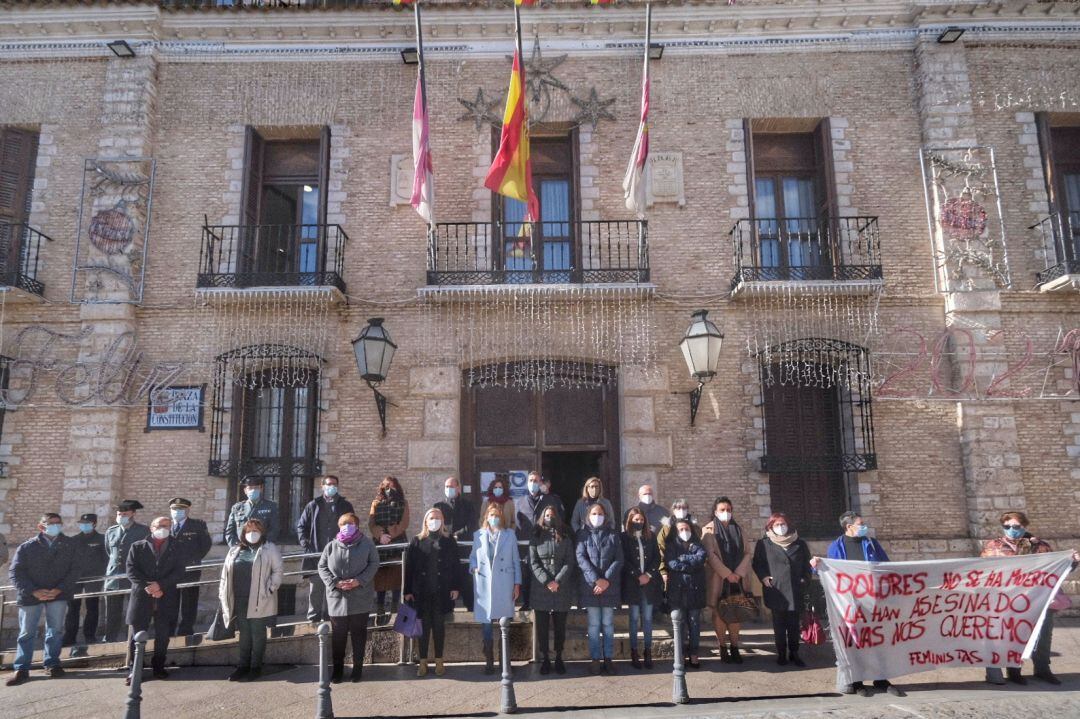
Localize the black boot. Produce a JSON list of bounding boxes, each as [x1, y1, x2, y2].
[[539, 655, 551, 675], [631, 648, 642, 670], [719, 645, 731, 663], [331, 662, 344, 684], [776, 643, 788, 666], [483, 640, 495, 675], [643, 647, 653, 669], [351, 664, 363, 683], [554, 653, 566, 675], [729, 644, 743, 664]]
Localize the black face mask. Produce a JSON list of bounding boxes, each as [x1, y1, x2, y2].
[[542, 517, 554, 528], [631, 522, 645, 531], [385, 488, 399, 499]]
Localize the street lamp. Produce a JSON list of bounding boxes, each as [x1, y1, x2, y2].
[[678, 309, 723, 426], [351, 317, 397, 437]]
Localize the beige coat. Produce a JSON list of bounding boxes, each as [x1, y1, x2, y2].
[[700, 521, 752, 608], [218, 541, 284, 627]]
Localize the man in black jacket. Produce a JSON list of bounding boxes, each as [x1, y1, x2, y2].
[[6, 513, 80, 686], [295, 475, 354, 623], [126, 516, 186, 683], [166, 498, 212, 638], [433, 475, 477, 612], [63, 513, 108, 657]]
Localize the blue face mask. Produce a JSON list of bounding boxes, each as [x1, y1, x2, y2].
[[1004, 526, 1025, 540], [117, 515, 131, 527], [855, 524, 870, 538], [246, 489, 262, 502], [445, 486, 458, 500], [44, 524, 63, 537], [488, 515, 501, 529], [324, 485, 338, 497], [78, 522, 94, 534], [527, 481, 540, 495], [170, 509, 186, 523], [492, 486, 504, 498]]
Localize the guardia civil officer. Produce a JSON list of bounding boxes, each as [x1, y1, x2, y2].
[[225, 476, 279, 547], [63, 513, 108, 656], [103, 500, 150, 644], [167, 498, 212, 637]]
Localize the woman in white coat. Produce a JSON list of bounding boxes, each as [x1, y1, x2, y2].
[[470, 503, 521, 674], [218, 518, 283, 682]]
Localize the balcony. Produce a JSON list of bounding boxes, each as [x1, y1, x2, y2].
[[426, 220, 649, 286], [729, 216, 883, 297], [196, 223, 347, 297], [0, 222, 51, 301], [1034, 212, 1080, 291], [162, 1, 367, 8]]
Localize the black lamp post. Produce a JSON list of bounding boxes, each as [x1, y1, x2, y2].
[[678, 309, 723, 426], [351, 318, 397, 437]]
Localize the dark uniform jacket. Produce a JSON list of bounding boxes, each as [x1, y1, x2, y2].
[[71, 531, 109, 591], [225, 498, 279, 547], [10, 534, 81, 606], [171, 518, 213, 582], [125, 537, 187, 626], [105, 522, 151, 591]]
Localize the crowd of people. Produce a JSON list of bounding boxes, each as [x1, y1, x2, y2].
[[5, 472, 1078, 697]]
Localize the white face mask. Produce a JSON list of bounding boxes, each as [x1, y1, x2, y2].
[[678, 530, 692, 542], [244, 531, 262, 544], [589, 514, 606, 528], [640, 494, 654, 505], [716, 511, 732, 523], [445, 486, 458, 500], [773, 524, 788, 536], [152, 527, 170, 540], [426, 518, 443, 533], [673, 508, 688, 520]]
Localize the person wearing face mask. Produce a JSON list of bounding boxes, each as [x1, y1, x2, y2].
[[319, 512, 380, 683], [529, 505, 575, 675], [6, 513, 80, 686], [752, 513, 811, 668], [576, 503, 623, 675], [980, 511, 1080, 686], [103, 499, 149, 644], [665, 518, 707, 670], [621, 507, 662, 670], [225, 476, 279, 548], [434, 476, 478, 612], [403, 508, 461, 677], [514, 471, 562, 611], [656, 499, 700, 587], [701, 497, 753, 664], [624, 484, 669, 535], [62, 513, 107, 657], [470, 503, 522, 674], [368, 476, 410, 625], [479, 476, 516, 534], [125, 516, 186, 684], [814, 511, 897, 697], [297, 476, 355, 624], [570, 476, 615, 533], [219, 519, 283, 682], [165, 498, 212, 639]]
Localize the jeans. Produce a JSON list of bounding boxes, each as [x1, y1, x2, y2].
[[235, 600, 269, 669], [586, 606, 615, 660], [772, 609, 800, 656], [330, 613, 369, 668], [63, 596, 100, 647], [534, 610, 567, 658], [482, 620, 494, 643], [417, 602, 446, 659], [986, 609, 1056, 681], [14, 600, 68, 671], [628, 599, 654, 650], [677, 608, 701, 655]]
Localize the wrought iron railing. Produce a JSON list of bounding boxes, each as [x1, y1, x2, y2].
[[1033, 211, 1080, 285], [730, 216, 882, 290], [427, 220, 649, 285], [162, 1, 370, 8], [0, 222, 51, 297], [760, 454, 878, 473], [197, 223, 347, 292]]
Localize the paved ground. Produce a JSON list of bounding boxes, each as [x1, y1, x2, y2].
[[5, 624, 1080, 718]]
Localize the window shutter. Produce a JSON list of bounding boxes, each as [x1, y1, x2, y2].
[[240, 126, 264, 227], [743, 118, 756, 220], [317, 125, 331, 228], [813, 118, 839, 222], [0, 128, 38, 223], [1035, 112, 1059, 216]]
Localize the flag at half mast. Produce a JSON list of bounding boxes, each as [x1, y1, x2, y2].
[[622, 5, 652, 218], [410, 71, 434, 225], [483, 49, 539, 224]]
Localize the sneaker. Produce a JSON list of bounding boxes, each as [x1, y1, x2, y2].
[[228, 667, 250, 682], [43, 666, 65, 678], [5, 670, 29, 686], [69, 647, 88, 658]]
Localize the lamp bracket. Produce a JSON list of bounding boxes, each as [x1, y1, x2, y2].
[[366, 381, 398, 438]]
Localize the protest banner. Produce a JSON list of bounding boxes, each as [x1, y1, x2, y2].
[[818, 551, 1073, 683]]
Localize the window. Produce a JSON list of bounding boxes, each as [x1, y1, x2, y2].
[[1036, 113, 1080, 262], [240, 126, 331, 283], [496, 131, 578, 283], [744, 118, 836, 278], [0, 128, 39, 282]]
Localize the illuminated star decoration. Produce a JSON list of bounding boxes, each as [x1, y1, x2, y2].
[[571, 88, 616, 130], [457, 87, 504, 132]]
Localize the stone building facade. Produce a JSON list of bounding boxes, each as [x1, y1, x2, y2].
[[0, 0, 1078, 598]]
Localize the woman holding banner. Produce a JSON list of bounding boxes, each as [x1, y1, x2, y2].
[[980, 510, 1080, 686], [752, 512, 811, 668]]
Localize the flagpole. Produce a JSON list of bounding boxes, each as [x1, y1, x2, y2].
[[414, 0, 433, 228], [644, 2, 652, 79]]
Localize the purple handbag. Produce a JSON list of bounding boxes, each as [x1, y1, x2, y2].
[[393, 601, 423, 639]]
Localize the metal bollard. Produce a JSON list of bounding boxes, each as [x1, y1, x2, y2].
[[499, 617, 517, 714], [316, 622, 334, 719], [124, 630, 149, 719], [670, 609, 689, 704]]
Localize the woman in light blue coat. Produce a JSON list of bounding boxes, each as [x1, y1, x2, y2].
[[470, 503, 521, 674]]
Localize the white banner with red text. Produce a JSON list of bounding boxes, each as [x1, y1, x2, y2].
[[817, 551, 1073, 683]]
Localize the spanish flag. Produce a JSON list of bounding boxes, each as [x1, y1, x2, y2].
[[484, 50, 539, 223]]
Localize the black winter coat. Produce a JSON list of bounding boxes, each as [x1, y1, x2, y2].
[[434, 497, 478, 542], [620, 531, 663, 606], [125, 538, 186, 626], [10, 535, 81, 606], [403, 534, 462, 616], [296, 496, 356, 570], [752, 536, 812, 613], [664, 537, 707, 611]]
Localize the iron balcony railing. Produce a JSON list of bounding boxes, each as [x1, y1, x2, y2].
[[427, 220, 649, 286], [197, 223, 347, 293], [0, 222, 51, 297], [1033, 211, 1080, 285], [162, 1, 369, 8], [730, 216, 882, 291]]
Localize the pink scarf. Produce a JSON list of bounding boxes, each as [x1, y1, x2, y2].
[[337, 523, 361, 545]]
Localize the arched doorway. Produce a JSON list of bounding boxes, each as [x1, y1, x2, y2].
[[460, 361, 621, 522]]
